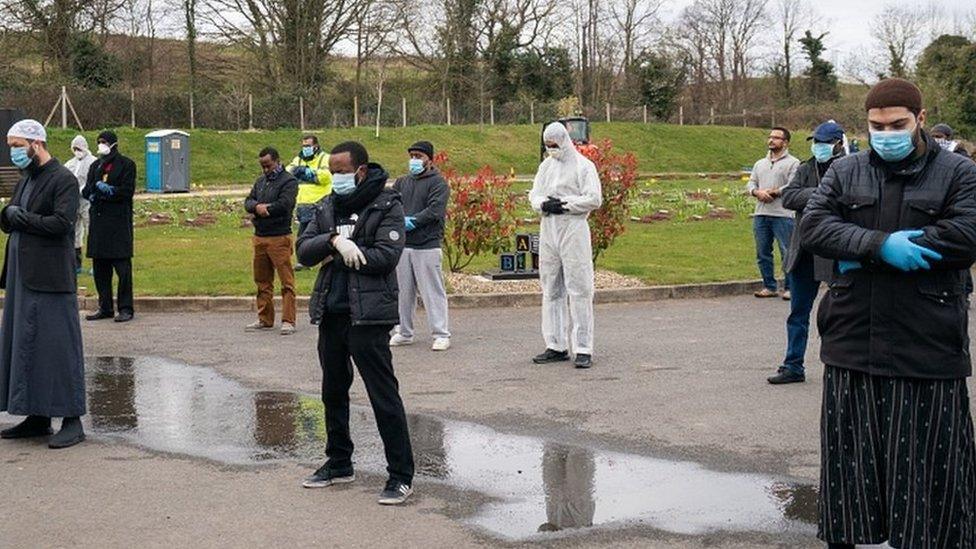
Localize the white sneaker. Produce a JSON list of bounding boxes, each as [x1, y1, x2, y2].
[[245, 321, 273, 332], [280, 322, 296, 335], [431, 338, 451, 351], [389, 333, 414, 346]]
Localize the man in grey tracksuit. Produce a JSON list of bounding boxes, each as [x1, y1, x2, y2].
[[390, 141, 451, 351]]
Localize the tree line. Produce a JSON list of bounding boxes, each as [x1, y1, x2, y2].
[[1, 0, 974, 132]]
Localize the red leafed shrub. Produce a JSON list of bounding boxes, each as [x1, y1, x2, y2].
[[579, 140, 639, 264], [436, 153, 519, 272]]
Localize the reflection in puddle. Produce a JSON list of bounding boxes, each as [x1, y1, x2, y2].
[[10, 356, 818, 540]]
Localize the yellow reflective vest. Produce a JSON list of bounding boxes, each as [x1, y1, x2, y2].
[[287, 151, 333, 204]]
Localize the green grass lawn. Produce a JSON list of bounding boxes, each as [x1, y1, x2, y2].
[[43, 123, 808, 190], [18, 179, 778, 297]]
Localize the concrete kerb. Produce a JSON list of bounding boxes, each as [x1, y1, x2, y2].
[[21, 279, 767, 314]]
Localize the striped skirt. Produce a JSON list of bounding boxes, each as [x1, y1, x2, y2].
[[819, 365, 976, 547]]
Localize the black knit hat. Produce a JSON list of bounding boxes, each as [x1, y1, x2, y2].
[[864, 78, 923, 114], [407, 141, 434, 159], [98, 130, 119, 146]]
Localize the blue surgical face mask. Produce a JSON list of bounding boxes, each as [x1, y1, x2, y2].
[[870, 127, 916, 162], [10, 146, 31, 169], [332, 173, 356, 195], [811, 142, 836, 163], [409, 158, 425, 176], [302, 146, 315, 158]]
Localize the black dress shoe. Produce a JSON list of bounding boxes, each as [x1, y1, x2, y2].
[[767, 370, 805, 384], [49, 417, 85, 449], [1, 415, 52, 439], [85, 310, 113, 321], [114, 311, 134, 323], [532, 349, 570, 364], [573, 354, 593, 369]]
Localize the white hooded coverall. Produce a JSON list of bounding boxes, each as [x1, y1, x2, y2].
[[529, 123, 602, 355], [64, 135, 95, 250]]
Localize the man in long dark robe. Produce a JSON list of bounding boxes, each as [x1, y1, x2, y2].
[[0, 119, 86, 449]]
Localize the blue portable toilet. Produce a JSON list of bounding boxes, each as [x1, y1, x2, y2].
[[145, 130, 190, 193]]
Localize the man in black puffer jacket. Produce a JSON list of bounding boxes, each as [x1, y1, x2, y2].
[[801, 78, 976, 549], [296, 141, 415, 506], [767, 120, 847, 385]]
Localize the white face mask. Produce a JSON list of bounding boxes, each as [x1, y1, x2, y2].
[[73, 149, 86, 160], [546, 147, 562, 160], [97, 143, 113, 156]]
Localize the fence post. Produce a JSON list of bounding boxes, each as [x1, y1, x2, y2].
[[742, 109, 747, 128], [530, 101, 535, 125], [61, 86, 68, 129], [643, 104, 648, 124], [248, 93, 254, 130], [375, 84, 383, 138], [490, 99, 495, 125], [402, 97, 407, 127], [299, 96, 305, 131], [679, 105, 684, 126], [446, 98, 452, 126], [353, 96, 359, 128], [189, 93, 195, 130], [771, 110, 776, 127], [709, 107, 715, 125], [605, 102, 611, 123], [131, 89, 136, 128]]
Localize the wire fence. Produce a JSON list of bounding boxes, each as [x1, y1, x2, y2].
[[0, 86, 864, 133]]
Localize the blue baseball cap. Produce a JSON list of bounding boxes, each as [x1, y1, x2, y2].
[[807, 121, 845, 143]]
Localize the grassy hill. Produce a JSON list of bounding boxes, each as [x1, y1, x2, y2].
[[44, 122, 809, 188]]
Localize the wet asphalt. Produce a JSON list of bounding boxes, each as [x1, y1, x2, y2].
[[2, 294, 945, 547]]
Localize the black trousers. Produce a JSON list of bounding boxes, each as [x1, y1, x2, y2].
[[318, 313, 414, 484], [93, 258, 133, 315]]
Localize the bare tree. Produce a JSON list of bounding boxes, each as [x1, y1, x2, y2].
[[610, 0, 662, 73], [775, 0, 818, 104], [203, 0, 363, 89], [353, 0, 397, 96], [872, 4, 924, 78]]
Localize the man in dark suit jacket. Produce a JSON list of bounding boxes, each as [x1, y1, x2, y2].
[[82, 130, 136, 323]]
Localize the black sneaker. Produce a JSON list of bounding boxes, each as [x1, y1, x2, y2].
[[377, 479, 413, 505], [574, 354, 593, 369], [48, 417, 85, 449], [302, 463, 355, 489], [767, 370, 805, 384], [114, 311, 134, 323], [532, 349, 570, 364], [85, 310, 113, 321], [0, 415, 52, 439]]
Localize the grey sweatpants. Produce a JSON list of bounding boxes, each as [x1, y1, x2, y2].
[[396, 248, 450, 339]]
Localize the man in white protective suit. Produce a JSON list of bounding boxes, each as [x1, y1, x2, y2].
[[529, 122, 602, 369]]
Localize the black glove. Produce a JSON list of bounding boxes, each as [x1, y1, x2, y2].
[[541, 196, 567, 215], [4, 205, 27, 226]]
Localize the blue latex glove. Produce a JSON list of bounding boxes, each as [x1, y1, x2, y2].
[[837, 260, 862, 274], [879, 230, 942, 271], [306, 167, 317, 182], [404, 216, 417, 232], [96, 182, 114, 196]]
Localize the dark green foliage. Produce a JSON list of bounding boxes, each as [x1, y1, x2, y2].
[[70, 36, 120, 89], [917, 35, 976, 135], [799, 31, 839, 102], [634, 52, 686, 120]]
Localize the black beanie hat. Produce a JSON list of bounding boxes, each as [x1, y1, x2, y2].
[[98, 130, 119, 146], [864, 78, 923, 115], [407, 141, 434, 159]]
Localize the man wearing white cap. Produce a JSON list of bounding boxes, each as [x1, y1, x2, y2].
[[64, 135, 95, 272], [0, 119, 86, 449]]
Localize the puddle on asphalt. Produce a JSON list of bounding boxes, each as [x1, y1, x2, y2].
[[8, 356, 818, 540]]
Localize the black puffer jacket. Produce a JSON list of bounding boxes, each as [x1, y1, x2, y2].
[[800, 133, 976, 379], [782, 156, 839, 282], [296, 164, 405, 325], [244, 169, 298, 237]]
